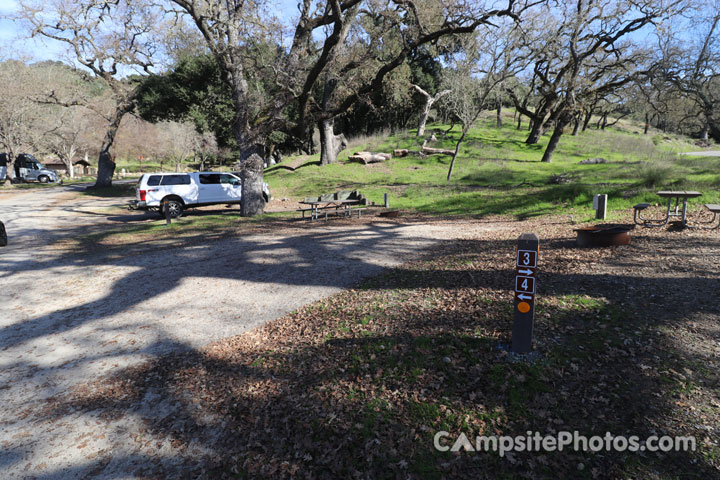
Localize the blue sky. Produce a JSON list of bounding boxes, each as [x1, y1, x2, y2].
[[0, 0, 300, 63], [0, 0, 66, 61]]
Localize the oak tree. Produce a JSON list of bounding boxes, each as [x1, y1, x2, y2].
[[165, 0, 526, 215], [21, 0, 159, 187]]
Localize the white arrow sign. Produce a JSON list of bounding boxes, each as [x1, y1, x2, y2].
[[517, 268, 534, 276], [517, 293, 533, 301]]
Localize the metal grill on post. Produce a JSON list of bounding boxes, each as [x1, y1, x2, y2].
[[512, 233, 539, 353], [593, 194, 607, 220]]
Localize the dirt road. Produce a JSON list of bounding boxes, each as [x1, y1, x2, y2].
[[680, 150, 720, 156], [0, 185, 492, 478]]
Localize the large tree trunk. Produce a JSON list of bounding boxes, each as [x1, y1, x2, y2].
[[709, 121, 720, 143], [571, 114, 581, 136], [5, 148, 17, 183], [526, 120, 546, 144], [703, 108, 720, 143], [95, 152, 115, 187], [496, 102, 502, 127], [319, 118, 347, 165], [92, 96, 134, 188], [318, 72, 347, 164], [523, 96, 562, 144], [526, 106, 557, 144], [541, 113, 572, 163], [240, 150, 265, 217], [226, 64, 266, 217]]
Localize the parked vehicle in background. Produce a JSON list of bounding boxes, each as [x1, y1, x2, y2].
[[0, 153, 61, 184], [130, 172, 270, 218]]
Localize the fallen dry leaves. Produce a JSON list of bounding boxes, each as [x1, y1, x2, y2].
[[48, 214, 720, 478]]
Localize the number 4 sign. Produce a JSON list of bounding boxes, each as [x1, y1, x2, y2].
[[515, 276, 535, 294]]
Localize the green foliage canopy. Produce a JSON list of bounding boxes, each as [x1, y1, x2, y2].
[[135, 55, 235, 148]]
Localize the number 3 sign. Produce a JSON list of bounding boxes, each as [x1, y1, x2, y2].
[[516, 250, 537, 268]]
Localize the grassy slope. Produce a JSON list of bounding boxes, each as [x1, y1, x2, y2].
[[266, 114, 720, 221], [9, 112, 717, 223], [11, 113, 718, 246]]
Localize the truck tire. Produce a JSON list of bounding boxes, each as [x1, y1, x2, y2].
[[160, 198, 184, 218], [0, 221, 7, 247], [38, 175, 49, 183]]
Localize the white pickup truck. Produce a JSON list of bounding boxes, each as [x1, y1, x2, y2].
[[130, 172, 270, 218]]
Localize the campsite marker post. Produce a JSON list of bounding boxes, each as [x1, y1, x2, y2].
[[164, 199, 171, 226], [512, 233, 539, 353]]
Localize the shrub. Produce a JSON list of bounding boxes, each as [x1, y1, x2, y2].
[[636, 162, 674, 188], [540, 183, 592, 205]]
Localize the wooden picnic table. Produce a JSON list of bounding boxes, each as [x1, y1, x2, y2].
[[298, 199, 362, 220], [634, 190, 702, 228]]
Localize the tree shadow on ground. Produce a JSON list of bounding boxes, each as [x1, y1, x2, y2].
[[0, 221, 435, 351]]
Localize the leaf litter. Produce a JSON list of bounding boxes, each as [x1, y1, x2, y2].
[[49, 214, 720, 478]]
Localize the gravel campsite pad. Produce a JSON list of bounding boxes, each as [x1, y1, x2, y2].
[[1, 186, 719, 478], [0, 186, 496, 478]]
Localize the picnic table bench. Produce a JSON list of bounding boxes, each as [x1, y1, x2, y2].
[[297, 190, 368, 221], [698, 203, 720, 229], [634, 191, 720, 229], [633, 191, 702, 228]]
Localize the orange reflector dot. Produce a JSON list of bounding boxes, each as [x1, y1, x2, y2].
[[517, 302, 530, 313]]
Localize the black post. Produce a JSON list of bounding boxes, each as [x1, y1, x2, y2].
[[0, 220, 7, 247], [164, 200, 171, 226], [512, 233, 539, 353]]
